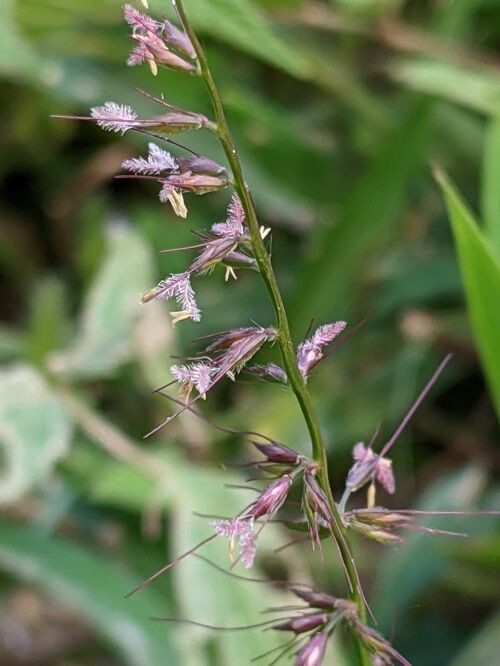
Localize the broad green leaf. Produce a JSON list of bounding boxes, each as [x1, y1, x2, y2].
[[392, 59, 500, 115], [482, 109, 500, 254], [48, 224, 154, 380], [0, 364, 72, 504], [452, 610, 500, 666], [0, 523, 177, 666], [436, 170, 500, 418]]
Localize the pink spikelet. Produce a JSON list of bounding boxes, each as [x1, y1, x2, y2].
[[141, 272, 201, 323], [122, 143, 178, 174], [295, 631, 328, 666], [170, 362, 218, 399], [123, 4, 158, 33], [346, 443, 395, 496], [127, 42, 150, 67], [211, 475, 292, 568], [353, 441, 369, 462], [174, 273, 200, 321], [238, 527, 257, 568], [211, 194, 246, 237], [90, 102, 139, 134], [374, 459, 395, 495], [211, 519, 256, 568], [162, 19, 196, 59], [311, 322, 346, 347], [122, 3, 196, 74], [296, 320, 347, 380]]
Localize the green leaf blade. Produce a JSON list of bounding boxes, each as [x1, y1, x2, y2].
[[0, 523, 176, 666], [452, 610, 500, 666], [436, 170, 500, 418], [482, 110, 500, 255]]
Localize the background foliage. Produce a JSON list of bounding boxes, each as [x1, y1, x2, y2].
[[0, 0, 499, 664]]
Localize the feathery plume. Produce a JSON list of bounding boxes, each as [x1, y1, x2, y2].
[[297, 321, 347, 380], [141, 272, 200, 324], [90, 102, 139, 134], [122, 143, 178, 174], [170, 362, 218, 400]]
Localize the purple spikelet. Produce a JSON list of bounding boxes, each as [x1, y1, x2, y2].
[[297, 321, 347, 380], [211, 194, 246, 237], [347, 443, 395, 495], [170, 362, 218, 399], [295, 631, 328, 666], [211, 475, 292, 568], [141, 272, 200, 324], [123, 4, 158, 33], [90, 102, 139, 134], [122, 143, 178, 174]]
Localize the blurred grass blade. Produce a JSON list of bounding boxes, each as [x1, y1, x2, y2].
[[0, 0, 40, 82], [435, 169, 500, 418], [452, 610, 500, 666], [373, 465, 488, 629], [25, 277, 68, 366], [0, 364, 72, 504], [482, 109, 500, 254], [161, 0, 312, 79], [48, 224, 154, 380], [392, 59, 500, 115], [290, 102, 434, 328], [0, 523, 176, 666], [433, 0, 493, 36]]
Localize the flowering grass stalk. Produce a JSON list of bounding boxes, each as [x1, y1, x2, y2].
[[171, 2, 371, 661], [55, 2, 498, 664]]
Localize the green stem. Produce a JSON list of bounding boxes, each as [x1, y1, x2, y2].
[[174, 2, 370, 662], [174, 0, 321, 460]]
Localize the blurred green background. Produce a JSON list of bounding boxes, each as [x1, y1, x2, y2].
[[0, 0, 499, 664]]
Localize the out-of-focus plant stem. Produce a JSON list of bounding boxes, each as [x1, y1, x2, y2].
[[174, 1, 370, 662]]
